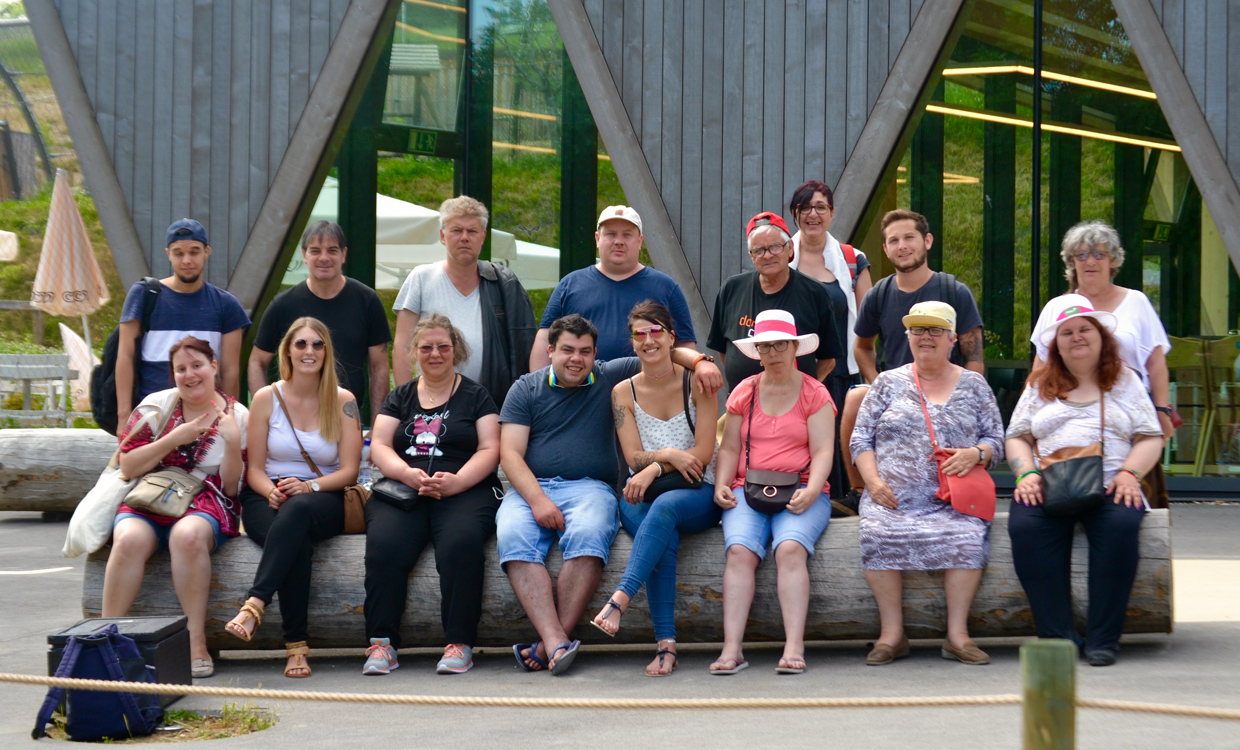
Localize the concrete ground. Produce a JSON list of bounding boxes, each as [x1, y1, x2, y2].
[[2, 504, 1238, 749]]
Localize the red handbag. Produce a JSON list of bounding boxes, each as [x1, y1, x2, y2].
[[911, 365, 996, 521]]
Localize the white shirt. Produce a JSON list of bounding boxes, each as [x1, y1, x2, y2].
[[393, 262, 484, 383]]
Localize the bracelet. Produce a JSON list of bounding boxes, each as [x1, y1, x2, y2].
[[655, 463, 665, 477], [1017, 470, 1041, 482], [1120, 467, 1142, 480], [691, 352, 715, 368]]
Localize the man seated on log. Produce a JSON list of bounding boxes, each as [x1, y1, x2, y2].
[[497, 313, 721, 675]]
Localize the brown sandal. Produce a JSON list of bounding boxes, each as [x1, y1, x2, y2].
[[224, 602, 264, 642], [284, 641, 311, 678]]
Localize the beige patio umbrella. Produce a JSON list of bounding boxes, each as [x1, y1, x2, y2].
[[30, 169, 110, 356]]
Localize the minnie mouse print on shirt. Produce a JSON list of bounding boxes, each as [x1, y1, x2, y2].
[[405, 410, 447, 458]]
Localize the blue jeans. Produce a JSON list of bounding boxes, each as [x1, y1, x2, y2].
[[495, 477, 620, 568], [616, 484, 721, 642], [113, 511, 224, 551], [721, 486, 832, 560]]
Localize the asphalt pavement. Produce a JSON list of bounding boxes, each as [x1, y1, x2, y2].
[[1, 504, 1237, 749]]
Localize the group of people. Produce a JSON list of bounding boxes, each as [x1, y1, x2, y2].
[[95, 184, 1173, 680]]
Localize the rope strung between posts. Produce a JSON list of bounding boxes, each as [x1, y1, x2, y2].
[[2, 672, 1239, 719]]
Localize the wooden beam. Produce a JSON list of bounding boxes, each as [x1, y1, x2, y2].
[[1115, 0, 1240, 277], [25, 0, 150, 285], [548, 0, 713, 347], [832, 0, 969, 242], [225, 0, 401, 315]]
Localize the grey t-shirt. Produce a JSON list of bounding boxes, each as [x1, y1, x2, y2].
[[393, 262, 484, 382], [499, 357, 642, 486]]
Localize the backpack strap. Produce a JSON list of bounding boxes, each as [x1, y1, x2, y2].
[[839, 243, 858, 280], [32, 634, 86, 738], [138, 277, 161, 334], [94, 629, 154, 734]]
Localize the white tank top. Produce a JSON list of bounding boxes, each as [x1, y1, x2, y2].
[[629, 377, 717, 485], [264, 384, 341, 480]]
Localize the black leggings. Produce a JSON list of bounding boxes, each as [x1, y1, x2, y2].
[[364, 482, 501, 648], [1008, 497, 1145, 652], [240, 487, 345, 643]]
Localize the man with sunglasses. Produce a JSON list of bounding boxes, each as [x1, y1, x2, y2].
[[249, 221, 391, 424], [706, 212, 843, 389], [530, 206, 697, 370]]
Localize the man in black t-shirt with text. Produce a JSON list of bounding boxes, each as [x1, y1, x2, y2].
[[249, 221, 392, 425]]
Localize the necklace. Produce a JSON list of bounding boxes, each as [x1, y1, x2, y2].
[[420, 375, 456, 406], [645, 363, 675, 380]]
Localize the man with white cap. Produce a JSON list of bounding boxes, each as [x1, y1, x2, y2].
[[530, 205, 697, 368]]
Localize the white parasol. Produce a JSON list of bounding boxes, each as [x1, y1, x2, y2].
[[30, 169, 110, 357]]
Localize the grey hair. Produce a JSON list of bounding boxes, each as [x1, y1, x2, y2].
[[747, 224, 792, 246], [301, 220, 347, 250], [438, 195, 490, 231], [1061, 220, 1124, 289]]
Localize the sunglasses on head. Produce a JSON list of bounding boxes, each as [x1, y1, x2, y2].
[[292, 338, 325, 351], [631, 325, 666, 341]]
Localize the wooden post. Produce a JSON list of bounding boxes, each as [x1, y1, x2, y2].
[[1021, 639, 1077, 750]]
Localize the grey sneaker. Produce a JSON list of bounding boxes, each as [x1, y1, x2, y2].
[[436, 643, 473, 674], [363, 638, 398, 675]]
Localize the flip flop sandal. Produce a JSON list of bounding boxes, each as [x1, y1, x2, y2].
[[590, 598, 625, 638], [646, 648, 678, 677], [709, 658, 749, 675], [284, 641, 311, 678], [513, 641, 548, 672], [549, 640, 581, 676], [225, 602, 264, 642], [776, 658, 806, 674]]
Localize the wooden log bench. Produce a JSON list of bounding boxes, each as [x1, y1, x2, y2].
[[81, 510, 1172, 650], [0, 428, 116, 512]]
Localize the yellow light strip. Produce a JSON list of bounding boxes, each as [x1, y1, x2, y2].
[[925, 104, 1181, 152], [942, 64, 1158, 100], [895, 165, 979, 183], [492, 141, 612, 161], [495, 107, 558, 122], [395, 20, 465, 45], [404, 0, 467, 13]]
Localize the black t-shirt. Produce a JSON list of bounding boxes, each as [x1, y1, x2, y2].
[[706, 270, 844, 389], [854, 272, 983, 371], [378, 376, 498, 475], [254, 279, 392, 403]]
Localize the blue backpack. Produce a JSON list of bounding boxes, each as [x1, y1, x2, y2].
[[33, 623, 162, 741]]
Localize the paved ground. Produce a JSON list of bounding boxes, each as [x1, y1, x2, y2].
[[1, 504, 1238, 749]]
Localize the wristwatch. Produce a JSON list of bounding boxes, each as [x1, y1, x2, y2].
[[309, 480, 321, 492], [1154, 406, 1173, 415]]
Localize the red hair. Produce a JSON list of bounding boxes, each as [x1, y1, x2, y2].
[[1027, 317, 1123, 399]]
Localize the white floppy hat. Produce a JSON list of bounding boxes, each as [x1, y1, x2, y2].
[[733, 309, 819, 360], [1036, 293, 1118, 348]]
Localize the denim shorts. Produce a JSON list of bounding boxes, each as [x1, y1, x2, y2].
[[495, 477, 619, 568], [721, 486, 831, 560], [113, 511, 224, 551]]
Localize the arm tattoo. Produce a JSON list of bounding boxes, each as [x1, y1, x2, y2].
[[612, 393, 626, 429], [958, 328, 984, 363], [343, 400, 361, 425], [1009, 456, 1026, 473], [634, 451, 658, 471]]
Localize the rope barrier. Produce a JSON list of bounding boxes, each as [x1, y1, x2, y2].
[[3, 673, 1237, 720]]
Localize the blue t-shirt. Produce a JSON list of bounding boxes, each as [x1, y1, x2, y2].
[[120, 280, 250, 399], [499, 357, 642, 485], [538, 266, 696, 361]]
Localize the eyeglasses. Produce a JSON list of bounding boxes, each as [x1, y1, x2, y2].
[[1073, 250, 1110, 261], [631, 326, 666, 341], [748, 242, 788, 259], [907, 327, 948, 338], [292, 339, 325, 351], [800, 203, 832, 215], [755, 340, 791, 354], [417, 343, 454, 356]]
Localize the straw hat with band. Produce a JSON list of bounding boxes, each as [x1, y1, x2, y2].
[[902, 300, 958, 333], [1036, 293, 1117, 348], [733, 310, 818, 360]]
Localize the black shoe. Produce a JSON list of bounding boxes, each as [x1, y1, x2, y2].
[[1086, 649, 1117, 667], [830, 488, 861, 518]]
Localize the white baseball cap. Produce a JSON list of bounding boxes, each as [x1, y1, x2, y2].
[[596, 205, 643, 233]]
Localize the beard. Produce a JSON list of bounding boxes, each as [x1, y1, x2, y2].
[[890, 250, 927, 273], [175, 270, 202, 284]]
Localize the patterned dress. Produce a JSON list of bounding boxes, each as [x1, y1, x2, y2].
[[849, 365, 1005, 570]]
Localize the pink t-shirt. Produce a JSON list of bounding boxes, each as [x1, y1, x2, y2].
[[726, 372, 836, 494]]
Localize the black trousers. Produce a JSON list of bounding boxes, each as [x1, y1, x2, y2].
[[824, 371, 858, 499], [240, 487, 345, 643], [364, 482, 501, 648], [1008, 497, 1145, 652]]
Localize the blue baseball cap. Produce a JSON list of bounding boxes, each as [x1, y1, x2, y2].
[[166, 218, 209, 247]]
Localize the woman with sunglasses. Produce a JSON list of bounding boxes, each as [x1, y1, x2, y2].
[[850, 302, 1004, 666], [1031, 221, 1173, 507], [225, 317, 362, 678], [361, 314, 502, 676], [710, 310, 835, 675], [590, 301, 719, 676]]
